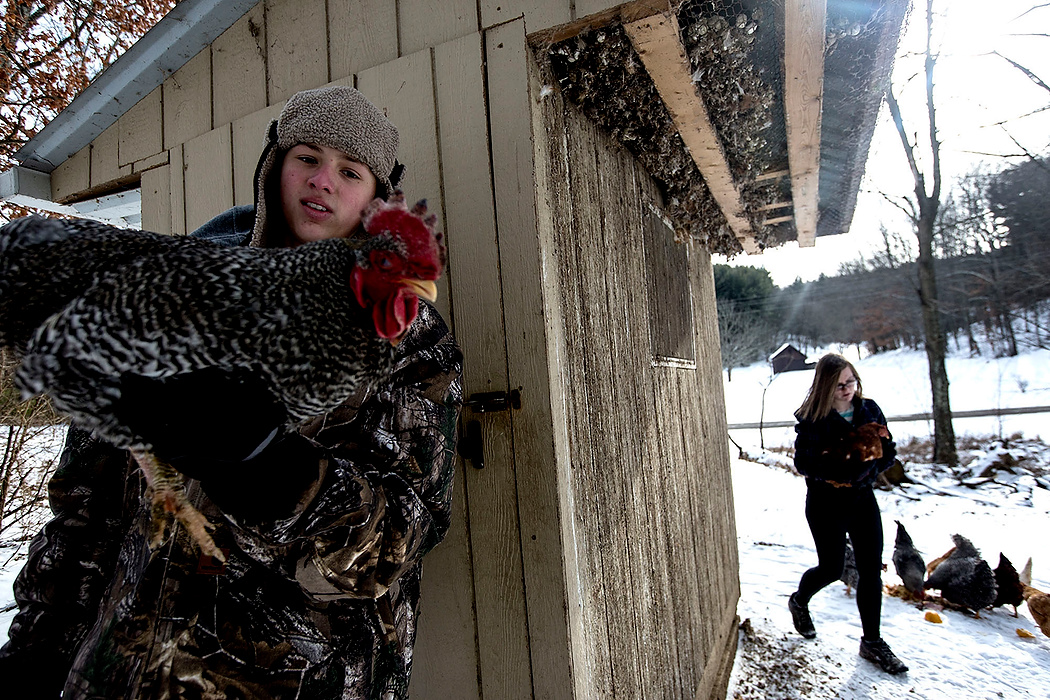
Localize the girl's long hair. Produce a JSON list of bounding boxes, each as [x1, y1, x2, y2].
[[794, 354, 864, 422]]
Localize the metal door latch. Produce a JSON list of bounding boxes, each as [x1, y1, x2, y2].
[[458, 389, 521, 469], [464, 389, 521, 413]]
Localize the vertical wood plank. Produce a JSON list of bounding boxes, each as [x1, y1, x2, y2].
[[408, 31, 497, 700], [51, 146, 90, 201], [529, 62, 595, 700], [487, 18, 568, 700], [118, 88, 163, 167], [562, 106, 630, 700], [90, 122, 131, 187], [140, 164, 171, 235], [410, 462, 480, 699], [633, 166, 687, 696], [169, 144, 186, 236], [327, 0, 399, 80], [163, 50, 213, 150], [232, 103, 284, 206], [690, 240, 740, 616], [357, 49, 447, 318], [594, 116, 668, 700], [212, 3, 268, 127], [480, 0, 570, 31], [398, 0, 477, 56], [266, 0, 329, 104], [183, 127, 234, 233]]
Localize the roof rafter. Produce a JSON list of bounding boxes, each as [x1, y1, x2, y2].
[[783, 0, 827, 247], [623, 10, 760, 254]]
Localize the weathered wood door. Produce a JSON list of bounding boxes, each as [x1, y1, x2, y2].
[[361, 20, 563, 700]]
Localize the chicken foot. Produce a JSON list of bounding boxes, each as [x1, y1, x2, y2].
[[131, 449, 226, 562]]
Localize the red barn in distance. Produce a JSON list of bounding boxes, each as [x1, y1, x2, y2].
[[770, 343, 816, 375]]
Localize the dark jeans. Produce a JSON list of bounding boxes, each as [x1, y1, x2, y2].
[[795, 481, 884, 640]]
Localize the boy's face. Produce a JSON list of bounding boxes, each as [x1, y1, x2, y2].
[[280, 143, 378, 246]]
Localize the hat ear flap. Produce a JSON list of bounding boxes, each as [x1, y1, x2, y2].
[[390, 161, 405, 189], [250, 120, 282, 247]]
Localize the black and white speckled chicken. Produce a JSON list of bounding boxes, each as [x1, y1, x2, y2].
[[0, 192, 443, 560], [892, 520, 926, 602], [924, 534, 998, 617]]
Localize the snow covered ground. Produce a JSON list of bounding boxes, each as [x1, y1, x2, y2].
[[725, 343, 1050, 699]]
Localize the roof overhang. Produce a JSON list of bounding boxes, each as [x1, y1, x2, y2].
[[530, 0, 907, 255], [1, 165, 142, 227], [13, 0, 259, 174]]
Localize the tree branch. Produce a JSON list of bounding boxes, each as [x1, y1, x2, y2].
[[876, 189, 919, 223], [925, 0, 942, 207], [885, 89, 928, 202], [993, 51, 1050, 96], [1013, 3, 1050, 22]]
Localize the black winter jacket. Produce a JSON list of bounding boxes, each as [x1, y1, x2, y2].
[[793, 397, 896, 488]]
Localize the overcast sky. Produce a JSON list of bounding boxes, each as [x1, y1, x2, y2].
[[716, 0, 1050, 287]]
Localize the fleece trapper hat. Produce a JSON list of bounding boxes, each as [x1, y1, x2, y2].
[[252, 85, 403, 247]]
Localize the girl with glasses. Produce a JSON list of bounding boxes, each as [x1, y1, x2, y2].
[[786, 353, 908, 675]]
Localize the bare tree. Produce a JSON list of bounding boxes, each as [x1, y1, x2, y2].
[[717, 298, 776, 381], [0, 350, 64, 549], [1, 1, 176, 219], [885, 0, 957, 466]]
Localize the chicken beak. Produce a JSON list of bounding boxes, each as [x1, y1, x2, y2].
[[401, 278, 438, 302]]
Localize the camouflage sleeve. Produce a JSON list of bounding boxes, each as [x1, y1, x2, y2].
[[217, 302, 463, 601], [0, 428, 131, 687]]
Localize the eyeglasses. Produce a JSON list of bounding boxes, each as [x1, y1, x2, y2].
[[837, 380, 857, 391]]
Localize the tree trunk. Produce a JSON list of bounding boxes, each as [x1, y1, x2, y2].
[[963, 306, 979, 356], [915, 210, 957, 466], [1001, 312, 1018, 356]]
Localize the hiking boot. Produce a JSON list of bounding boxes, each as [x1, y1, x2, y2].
[[788, 593, 816, 639], [859, 637, 909, 675]]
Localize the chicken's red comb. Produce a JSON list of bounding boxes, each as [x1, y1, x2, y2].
[[361, 190, 445, 270]]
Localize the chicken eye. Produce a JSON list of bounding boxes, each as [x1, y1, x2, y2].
[[370, 250, 401, 272]]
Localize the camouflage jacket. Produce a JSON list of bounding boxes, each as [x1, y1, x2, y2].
[[0, 217, 462, 699]]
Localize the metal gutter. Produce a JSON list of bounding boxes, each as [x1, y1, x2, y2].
[[14, 0, 259, 173]]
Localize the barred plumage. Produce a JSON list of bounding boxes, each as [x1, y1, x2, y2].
[[0, 193, 444, 560]]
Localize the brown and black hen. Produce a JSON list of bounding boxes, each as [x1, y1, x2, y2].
[[1023, 584, 1050, 637], [0, 192, 444, 560]]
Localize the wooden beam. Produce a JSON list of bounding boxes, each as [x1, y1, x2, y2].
[[624, 12, 759, 254], [527, 0, 672, 47], [755, 168, 790, 182], [759, 200, 792, 211], [762, 215, 794, 225], [783, 0, 826, 247]]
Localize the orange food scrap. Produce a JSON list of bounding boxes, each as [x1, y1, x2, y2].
[[1016, 628, 1035, 639], [924, 611, 943, 623]]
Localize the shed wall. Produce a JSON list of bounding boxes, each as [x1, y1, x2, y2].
[[41, 1, 742, 698], [534, 86, 740, 699], [50, 0, 630, 206]]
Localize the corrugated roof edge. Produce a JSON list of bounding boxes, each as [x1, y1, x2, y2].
[[14, 0, 259, 174]]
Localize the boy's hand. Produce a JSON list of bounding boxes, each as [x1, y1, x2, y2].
[[115, 367, 288, 466]]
